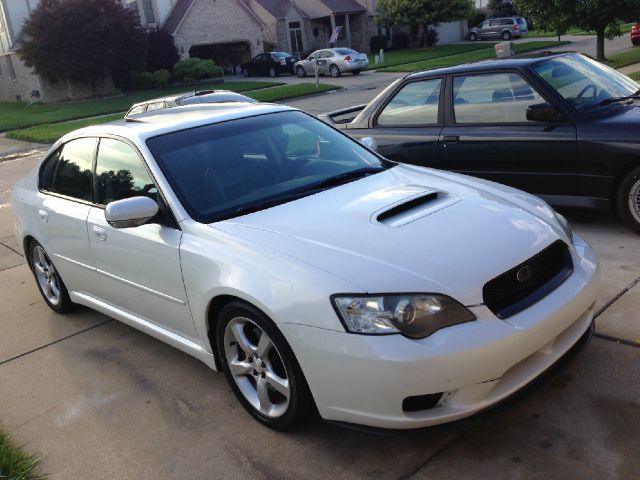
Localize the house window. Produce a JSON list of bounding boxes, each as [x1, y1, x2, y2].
[[142, 0, 155, 24], [288, 21, 304, 54], [6, 56, 16, 80]]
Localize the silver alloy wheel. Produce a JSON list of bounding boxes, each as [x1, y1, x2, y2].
[[269, 67, 276, 77], [629, 177, 640, 224], [224, 316, 290, 418], [330, 65, 339, 77], [33, 245, 61, 306]]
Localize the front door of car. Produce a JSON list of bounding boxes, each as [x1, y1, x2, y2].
[[438, 72, 577, 195], [86, 137, 198, 341], [35, 137, 98, 294], [316, 51, 331, 74], [349, 77, 444, 168]]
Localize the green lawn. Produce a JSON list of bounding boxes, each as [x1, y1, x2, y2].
[[366, 43, 496, 70], [606, 47, 640, 69], [379, 41, 570, 72], [0, 80, 282, 132], [6, 83, 341, 143], [627, 71, 640, 81], [0, 428, 43, 480], [530, 23, 635, 37]]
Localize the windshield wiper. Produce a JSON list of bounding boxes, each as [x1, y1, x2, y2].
[[581, 94, 640, 112], [302, 167, 386, 191]]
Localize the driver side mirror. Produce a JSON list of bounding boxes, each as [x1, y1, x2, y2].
[[105, 196, 159, 229], [526, 103, 564, 123]]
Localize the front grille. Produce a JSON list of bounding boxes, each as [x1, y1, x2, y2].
[[483, 240, 573, 319]]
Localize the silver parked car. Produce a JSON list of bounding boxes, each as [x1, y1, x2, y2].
[[468, 16, 528, 41], [294, 48, 369, 78]]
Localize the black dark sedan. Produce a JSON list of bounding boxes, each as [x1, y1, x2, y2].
[[242, 51, 298, 77], [321, 53, 640, 233]]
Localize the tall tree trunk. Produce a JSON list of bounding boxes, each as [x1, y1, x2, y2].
[[595, 27, 606, 61]]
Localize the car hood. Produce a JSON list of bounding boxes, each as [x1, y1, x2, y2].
[[212, 165, 564, 306]]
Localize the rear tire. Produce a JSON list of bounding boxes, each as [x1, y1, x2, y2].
[[28, 240, 75, 313], [633, 39, 640, 47], [352, 70, 361, 75], [296, 66, 307, 78], [329, 64, 341, 78], [269, 67, 277, 78], [216, 301, 314, 430], [502, 31, 512, 40], [242, 68, 249, 77], [616, 167, 640, 234], [468, 32, 478, 41]]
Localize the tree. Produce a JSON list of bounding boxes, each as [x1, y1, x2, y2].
[[146, 29, 180, 72], [514, 0, 573, 40], [19, 0, 147, 93], [488, 0, 516, 17], [377, 0, 474, 47], [514, 0, 640, 60]]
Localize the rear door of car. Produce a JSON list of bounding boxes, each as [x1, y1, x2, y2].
[[437, 70, 578, 195], [86, 136, 197, 341], [347, 76, 445, 167]]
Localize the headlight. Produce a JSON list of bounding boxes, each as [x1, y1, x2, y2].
[[554, 211, 574, 243], [332, 294, 476, 339]]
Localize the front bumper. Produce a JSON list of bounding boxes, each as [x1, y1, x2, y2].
[[281, 234, 599, 430]]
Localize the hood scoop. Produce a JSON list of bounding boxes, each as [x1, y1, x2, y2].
[[374, 190, 461, 227]]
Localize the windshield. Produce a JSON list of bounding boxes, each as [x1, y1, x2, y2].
[[532, 54, 640, 112], [147, 111, 390, 223]]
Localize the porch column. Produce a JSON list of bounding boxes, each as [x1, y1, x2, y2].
[[345, 14, 351, 47]]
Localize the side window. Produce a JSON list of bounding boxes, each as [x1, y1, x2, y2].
[[502, 19, 513, 26], [127, 105, 147, 116], [95, 138, 156, 205], [39, 149, 60, 191], [377, 78, 441, 126], [145, 101, 165, 112], [50, 137, 96, 201], [453, 73, 544, 124]]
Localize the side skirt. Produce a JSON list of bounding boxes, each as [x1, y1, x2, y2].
[[538, 194, 610, 212], [70, 291, 218, 371]]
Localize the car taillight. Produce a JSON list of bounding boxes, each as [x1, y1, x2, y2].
[[344, 55, 351, 62], [514, 24, 519, 30]]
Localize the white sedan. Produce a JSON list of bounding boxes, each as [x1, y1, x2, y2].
[[12, 103, 599, 432]]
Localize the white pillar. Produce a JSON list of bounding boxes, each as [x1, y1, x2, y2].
[[345, 14, 351, 48]]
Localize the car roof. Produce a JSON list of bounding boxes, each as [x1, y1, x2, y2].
[[404, 51, 577, 80], [60, 103, 295, 145]]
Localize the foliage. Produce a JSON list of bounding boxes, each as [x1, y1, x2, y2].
[[468, 10, 487, 28], [263, 41, 276, 52], [425, 27, 439, 47], [0, 428, 44, 480], [146, 29, 180, 72], [152, 69, 171, 88], [377, 0, 474, 46], [365, 42, 495, 69], [131, 71, 154, 89], [392, 32, 410, 49], [488, 0, 516, 17], [172, 58, 223, 82], [370, 34, 388, 52], [19, 0, 146, 87], [514, 0, 640, 59]]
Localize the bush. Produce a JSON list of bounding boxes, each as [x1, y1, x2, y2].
[[391, 32, 410, 49], [152, 69, 171, 87], [369, 34, 387, 52], [131, 71, 154, 89], [172, 58, 223, 82], [263, 40, 275, 52], [468, 10, 486, 28], [425, 27, 439, 47], [146, 29, 180, 71]]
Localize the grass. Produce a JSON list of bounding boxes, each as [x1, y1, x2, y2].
[[379, 41, 570, 72], [605, 47, 640, 69], [529, 23, 635, 37], [0, 428, 44, 480], [0, 80, 282, 132], [627, 71, 640, 81], [6, 83, 342, 143], [366, 43, 495, 70]]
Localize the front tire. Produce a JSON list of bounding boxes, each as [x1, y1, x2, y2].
[[502, 31, 512, 40], [242, 68, 249, 77], [468, 32, 478, 41], [329, 64, 341, 78], [296, 66, 307, 78], [217, 301, 313, 430], [617, 167, 640, 234], [352, 70, 361, 75], [29, 240, 74, 313], [269, 67, 277, 78]]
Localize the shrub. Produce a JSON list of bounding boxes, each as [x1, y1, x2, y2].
[[425, 27, 439, 47], [152, 69, 171, 87], [263, 40, 276, 52], [391, 32, 410, 49], [172, 58, 223, 82], [131, 71, 154, 89], [146, 29, 180, 71], [369, 34, 387, 52], [468, 10, 486, 28]]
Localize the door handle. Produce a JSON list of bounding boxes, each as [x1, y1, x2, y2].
[[442, 135, 460, 143], [38, 209, 49, 222], [92, 225, 107, 241]]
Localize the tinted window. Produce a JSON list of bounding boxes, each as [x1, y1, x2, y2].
[[95, 138, 156, 205], [501, 19, 514, 25], [39, 149, 60, 190], [50, 138, 96, 201], [453, 73, 544, 124], [147, 111, 389, 223], [145, 101, 166, 112], [377, 79, 441, 126], [517, 18, 527, 25], [128, 105, 147, 116]]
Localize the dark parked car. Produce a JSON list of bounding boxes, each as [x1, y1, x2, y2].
[[320, 52, 640, 233], [242, 52, 298, 77], [125, 90, 256, 118]]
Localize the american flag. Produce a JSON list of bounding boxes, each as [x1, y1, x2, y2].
[[329, 26, 343, 45]]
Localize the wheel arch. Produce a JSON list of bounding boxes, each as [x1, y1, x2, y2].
[[610, 159, 640, 213]]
